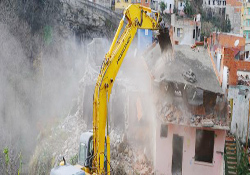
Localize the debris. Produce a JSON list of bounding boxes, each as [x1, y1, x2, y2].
[[182, 69, 197, 83], [158, 96, 228, 128], [201, 119, 214, 127], [110, 130, 154, 174]]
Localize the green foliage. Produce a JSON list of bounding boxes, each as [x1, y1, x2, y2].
[[201, 9, 231, 33], [237, 150, 250, 175], [225, 18, 231, 33], [2, 147, 22, 174], [200, 21, 213, 41], [181, 0, 231, 36], [70, 154, 78, 165], [184, 0, 194, 17], [159, 1, 166, 14], [3, 147, 9, 167]]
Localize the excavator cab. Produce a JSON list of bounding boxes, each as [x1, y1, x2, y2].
[[79, 131, 107, 173], [79, 131, 93, 169]]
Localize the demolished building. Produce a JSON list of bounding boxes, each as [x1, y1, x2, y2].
[[78, 30, 230, 175], [143, 43, 229, 175]]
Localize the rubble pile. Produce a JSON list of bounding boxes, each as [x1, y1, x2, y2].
[[55, 112, 87, 160], [29, 111, 87, 174], [110, 130, 154, 175], [159, 103, 189, 124]]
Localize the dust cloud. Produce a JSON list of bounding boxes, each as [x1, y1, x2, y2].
[[0, 22, 88, 169], [0, 16, 157, 173], [112, 42, 158, 166]]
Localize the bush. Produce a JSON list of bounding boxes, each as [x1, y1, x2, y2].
[[0, 147, 22, 175], [237, 150, 250, 175], [184, 0, 194, 17], [159, 1, 166, 14]]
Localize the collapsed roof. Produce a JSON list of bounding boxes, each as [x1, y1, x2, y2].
[[142, 43, 229, 130], [143, 44, 223, 94]]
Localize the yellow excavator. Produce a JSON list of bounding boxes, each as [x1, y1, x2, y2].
[[50, 4, 171, 175]]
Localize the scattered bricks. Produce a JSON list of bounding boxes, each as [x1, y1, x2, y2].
[[110, 130, 154, 175]]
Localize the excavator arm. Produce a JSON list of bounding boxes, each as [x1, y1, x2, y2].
[[91, 4, 160, 175]]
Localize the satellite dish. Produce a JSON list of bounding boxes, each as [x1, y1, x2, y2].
[[234, 40, 239, 47]]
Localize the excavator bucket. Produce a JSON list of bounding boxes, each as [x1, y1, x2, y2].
[[147, 26, 173, 81], [157, 27, 173, 62]]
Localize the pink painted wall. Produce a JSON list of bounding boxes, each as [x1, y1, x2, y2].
[[155, 121, 226, 175]]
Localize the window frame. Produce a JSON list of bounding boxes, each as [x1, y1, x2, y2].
[[177, 28, 180, 37], [79, 142, 87, 165], [194, 129, 215, 164]]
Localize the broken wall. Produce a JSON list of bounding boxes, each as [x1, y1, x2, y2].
[[223, 48, 250, 86]]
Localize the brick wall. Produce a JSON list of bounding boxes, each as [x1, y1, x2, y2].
[[211, 33, 245, 49], [223, 48, 250, 85]]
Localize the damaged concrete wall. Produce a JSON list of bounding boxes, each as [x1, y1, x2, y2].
[[155, 122, 226, 175], [228, 85, 250, 143]]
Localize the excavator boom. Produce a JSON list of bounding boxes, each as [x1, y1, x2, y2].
[[92, 4, 160, 174]]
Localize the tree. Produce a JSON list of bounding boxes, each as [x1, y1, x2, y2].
[[160, 1, 166, 14], [184, 0, 194, 17], [237, 150, 250, 175], [225, 18, 231, 33], [201, 21, 213, 41]]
